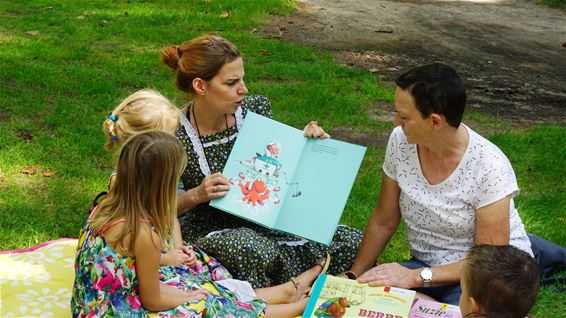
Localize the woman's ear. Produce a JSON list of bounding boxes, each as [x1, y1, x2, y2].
[[192, 78, 208, 96], [430, 113, 444, 129]]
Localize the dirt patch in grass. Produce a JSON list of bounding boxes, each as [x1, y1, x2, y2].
[[330, 126, 390, 147], [15, 129, 34, 142], [0, 110, 10, 123], [263, 0, 566, 125]]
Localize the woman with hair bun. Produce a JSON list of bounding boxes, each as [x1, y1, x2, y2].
[[161, 34, 363, 288]]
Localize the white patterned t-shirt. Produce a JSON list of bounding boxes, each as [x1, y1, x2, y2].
[[383, 125, 532, 266]]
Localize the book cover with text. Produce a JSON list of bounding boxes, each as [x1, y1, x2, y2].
[[409, 298, 462, 318], [303, 274, 416, 318]]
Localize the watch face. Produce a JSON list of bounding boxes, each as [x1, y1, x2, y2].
[[421, 268, 432, 280]]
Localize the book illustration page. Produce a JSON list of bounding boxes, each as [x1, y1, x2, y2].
[[228, 140, 302, 215], [210, 111, 306, 228], [314, 278, 364, 317], [319, 278, 367, 304], [275, 138, 366, 245]]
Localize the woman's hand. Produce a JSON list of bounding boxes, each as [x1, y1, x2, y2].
[[357, 263, 419, 289], [303, 121, 330, 139], [196, 172, 230, 203], [177, 172, 230, 212]]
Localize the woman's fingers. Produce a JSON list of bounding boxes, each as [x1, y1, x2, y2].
[[358, 266, 378, 282], [209, 172, 229, 184], [200, 173, 231, 200], [303, 121, 330, 139], [213, 184, 231, 192]]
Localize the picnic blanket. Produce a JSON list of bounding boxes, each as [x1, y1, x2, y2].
[[0, 239, 262, 317], [0, 238, 77, 317]]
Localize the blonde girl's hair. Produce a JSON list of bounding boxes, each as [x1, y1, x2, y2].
[[90, 130, 187, 253], [103, 89, 180, 151], [160, 33, 241, 95]]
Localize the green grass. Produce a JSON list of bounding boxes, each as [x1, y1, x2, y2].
[[1, 0, 565, 316], [539, 0, 566, 6]]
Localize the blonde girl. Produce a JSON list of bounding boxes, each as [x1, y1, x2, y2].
[[102, 88, 192, 267], [103, 88, 179, 150], [72, 131, 327, 317]]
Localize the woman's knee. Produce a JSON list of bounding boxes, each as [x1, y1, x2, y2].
[[200, 229, 276, 263]]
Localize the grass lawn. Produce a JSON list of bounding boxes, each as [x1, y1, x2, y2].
[[539, 0, 566, 6], [0, 0, 564, 316]]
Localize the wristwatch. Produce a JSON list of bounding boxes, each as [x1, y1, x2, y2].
[[420, 267, 433, 288]]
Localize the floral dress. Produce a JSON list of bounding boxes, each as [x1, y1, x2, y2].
[[71, 219, 267, 317], [176, 95, 364, 288]]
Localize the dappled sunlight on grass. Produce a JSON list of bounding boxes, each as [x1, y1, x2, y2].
[[1, 1, 564, 315]]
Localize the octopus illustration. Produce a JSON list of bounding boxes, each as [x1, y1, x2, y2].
[[238, 178, 271, 207]]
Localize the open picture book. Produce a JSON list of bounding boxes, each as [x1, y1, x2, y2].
[[210, 111, 366, 245]]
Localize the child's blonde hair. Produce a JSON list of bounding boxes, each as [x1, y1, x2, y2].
[[90, 131, 187, 252], [103, 89, 180, 150]]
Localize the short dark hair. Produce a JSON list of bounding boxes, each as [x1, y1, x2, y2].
[[464, 245, 540, 318], [395, 63, 466, 128]]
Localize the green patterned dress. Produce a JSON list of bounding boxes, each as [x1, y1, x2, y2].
[[176, 95, 363, 288]]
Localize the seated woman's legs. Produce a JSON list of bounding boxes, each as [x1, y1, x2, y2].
[[272, 224, 363, 284], [197, 225, 362, 288], [326, 225, 364, 274], [197, 228, 281, 288]]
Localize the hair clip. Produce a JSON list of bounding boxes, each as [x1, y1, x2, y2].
[[108, 113, 117, 122], [207, 38, 225, 46], [111, 135, 119, 142]]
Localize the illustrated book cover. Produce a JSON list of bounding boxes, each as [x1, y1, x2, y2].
[[409, 298, 462, 318], [210, 111, 366, 245], [303, 274, 416, 318]]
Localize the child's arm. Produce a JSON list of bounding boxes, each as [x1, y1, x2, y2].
[[135, 224, 209, 311], [172, 217, 183, 248]]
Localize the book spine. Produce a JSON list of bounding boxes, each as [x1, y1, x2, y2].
[[302, 274, 328, 317]]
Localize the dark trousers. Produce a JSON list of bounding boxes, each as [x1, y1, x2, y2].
[[528, 233, 566, 278]]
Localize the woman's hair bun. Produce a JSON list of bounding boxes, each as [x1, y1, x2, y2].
[[161, 45, 180, 71]]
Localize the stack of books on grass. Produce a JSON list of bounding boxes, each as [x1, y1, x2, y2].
[[302, 274, 461, 318]]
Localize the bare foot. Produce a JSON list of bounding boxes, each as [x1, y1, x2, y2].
[[288, 255, 330, 301]]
